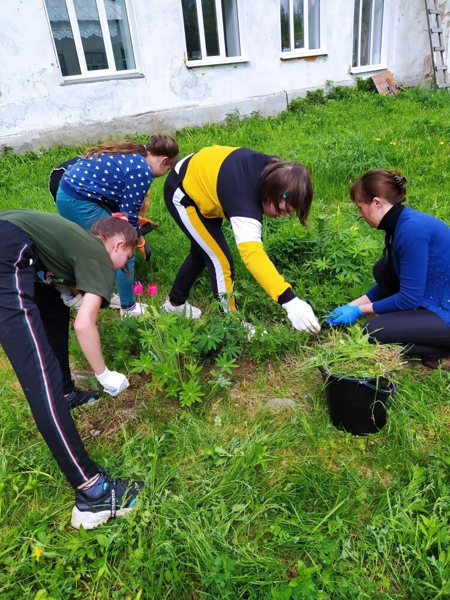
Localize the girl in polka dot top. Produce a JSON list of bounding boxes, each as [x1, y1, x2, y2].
[[56, 135, 179, 316]]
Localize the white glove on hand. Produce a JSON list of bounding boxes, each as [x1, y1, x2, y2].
[[60, 290, 83, 310], [95, 368, 129, 396], [282, 297, 321, 334]]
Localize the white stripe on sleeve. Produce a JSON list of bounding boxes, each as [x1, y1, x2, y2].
[[230, 216, 262, 246]]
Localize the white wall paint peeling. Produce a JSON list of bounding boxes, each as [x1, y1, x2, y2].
[[0, 0, 447, 152]]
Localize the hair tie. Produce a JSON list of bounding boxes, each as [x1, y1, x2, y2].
[[111, 212, 129, 221], [142, 144, 147, 153], [394, 174, 407, 190]]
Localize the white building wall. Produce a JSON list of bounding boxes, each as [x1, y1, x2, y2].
[[388, 1, 441, 87], [0, 0, 447, 152]]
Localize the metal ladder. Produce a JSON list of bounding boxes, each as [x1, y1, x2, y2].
[[425, 0, 449, 88]]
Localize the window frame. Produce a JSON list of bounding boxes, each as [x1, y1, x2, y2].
[[43, 0, 143, 84], [279, 0, 327, 60], [183, 0, 248, 68], [351, 0, 388, 74]]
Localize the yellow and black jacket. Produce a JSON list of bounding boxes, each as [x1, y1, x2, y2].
[[178, 146, 295, 305]]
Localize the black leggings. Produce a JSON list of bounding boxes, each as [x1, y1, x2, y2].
[[0, 221, 98, 487], [365, 310, 450, 359]]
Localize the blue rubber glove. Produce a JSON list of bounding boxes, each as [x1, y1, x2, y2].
[[326, 304, 363, 326]]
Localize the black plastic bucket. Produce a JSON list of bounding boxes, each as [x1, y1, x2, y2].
[[319, 367, 396, 435]]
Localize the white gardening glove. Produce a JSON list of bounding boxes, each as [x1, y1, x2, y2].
[[60, 289, 83, 310], [282, 297, 321, 334], [95, 367, 129, 396]]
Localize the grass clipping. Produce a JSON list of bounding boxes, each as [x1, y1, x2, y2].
[[301, 326, 407, 380]]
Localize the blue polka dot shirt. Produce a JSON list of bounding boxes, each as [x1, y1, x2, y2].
[[60, 153, 153, 231]]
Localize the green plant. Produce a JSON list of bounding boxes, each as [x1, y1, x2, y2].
[[130, 303, 249, 405], [289, 88, 326, 112], [325, 82, 355, 101], [355, 75, 376, 93]]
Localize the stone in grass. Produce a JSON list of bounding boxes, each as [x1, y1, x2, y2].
[[265, 397, 297, 413]]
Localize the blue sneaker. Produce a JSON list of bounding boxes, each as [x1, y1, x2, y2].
[[71, 477, 143, 529]]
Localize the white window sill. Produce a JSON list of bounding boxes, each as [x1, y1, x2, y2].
[[280, 49, 327, 60], [350, 64, 387, 75], [60, 71, 145, 85], [185, 56, 249, 68]]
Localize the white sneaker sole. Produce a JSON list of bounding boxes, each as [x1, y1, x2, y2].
[[162, 301, 202, 319], [71, 505, 134, 529], [120, 310, 146, 318]]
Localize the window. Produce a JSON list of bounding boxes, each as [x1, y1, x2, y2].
[[181, 0, 245, 66], [352, 0, 385, 70], [44, 0, 140, 80], [280, 0, 326, 57]]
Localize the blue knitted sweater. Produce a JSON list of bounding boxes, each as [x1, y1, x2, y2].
[[366, 206, 450, 325]]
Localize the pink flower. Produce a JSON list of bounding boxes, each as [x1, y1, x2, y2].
[[147, 284, 158, 296], [132, 282, 143, 295]]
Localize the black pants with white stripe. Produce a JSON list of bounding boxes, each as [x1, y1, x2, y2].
[[0, 221, 98, 488], [35, 282, 74, 395], [164, 169, 236, 311]]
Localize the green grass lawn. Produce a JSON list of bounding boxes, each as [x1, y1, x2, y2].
[[0, 85, 449, 599]]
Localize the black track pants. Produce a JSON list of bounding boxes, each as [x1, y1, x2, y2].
[[0, 221, 98, 487], [34, 282, 73, 395], [164, 168, 236, 312]]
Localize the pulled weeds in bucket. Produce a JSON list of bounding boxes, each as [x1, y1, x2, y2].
[[300, 326, 407, 380]]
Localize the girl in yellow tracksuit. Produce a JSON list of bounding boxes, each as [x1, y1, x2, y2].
[[163, 146, 320, 334]]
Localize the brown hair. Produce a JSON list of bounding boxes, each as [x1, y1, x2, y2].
[[260, 159, 313, 226], [83, 134, 179, 166], [91, 215, 138, 249], [145, 135, 179, 167], [350, 169, 407, 205]]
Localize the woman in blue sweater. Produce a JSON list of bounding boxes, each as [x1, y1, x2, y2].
[[56, 135, 179, 316], [327, 169, 450, 369]]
